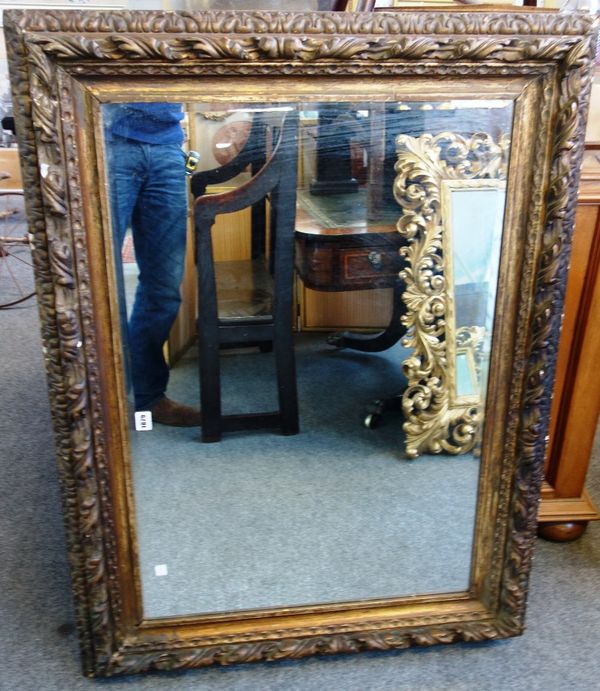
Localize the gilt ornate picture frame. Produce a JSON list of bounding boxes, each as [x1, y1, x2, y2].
[[4, 8, 597, 678], [395, 131, 510, 458]]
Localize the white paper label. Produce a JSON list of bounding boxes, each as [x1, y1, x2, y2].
[[135, 411, 153, 431], [154, 564, 168, 577]]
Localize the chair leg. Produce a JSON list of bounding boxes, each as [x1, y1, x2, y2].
[[199, 332, 222, 442], [196, 210, 223, 442], [274, 328, 299, 435], [271, 142, 299, 435]]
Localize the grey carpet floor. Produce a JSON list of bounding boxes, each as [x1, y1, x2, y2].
[[2, 262, 600, 690], [132, 339, 478, 617]]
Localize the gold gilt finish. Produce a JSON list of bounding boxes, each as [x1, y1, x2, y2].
[[3, 8, 598, 678], [394, 133, 510, 458]]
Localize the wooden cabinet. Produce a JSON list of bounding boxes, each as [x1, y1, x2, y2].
[[538, 149, 600, 540]]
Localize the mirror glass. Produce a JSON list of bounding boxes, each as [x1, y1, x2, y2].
[[101, 97, 513, 619], [445, 182, 505, 404]]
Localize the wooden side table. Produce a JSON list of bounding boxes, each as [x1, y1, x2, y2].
[[538, 148, 600, 541]]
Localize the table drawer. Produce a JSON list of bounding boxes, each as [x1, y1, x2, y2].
[[295, 231, 402, 292]]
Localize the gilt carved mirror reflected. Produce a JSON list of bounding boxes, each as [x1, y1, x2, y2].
[[5, 8, 596, 677]]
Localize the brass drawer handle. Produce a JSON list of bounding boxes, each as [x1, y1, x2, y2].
[[367, 250, 383, 271]]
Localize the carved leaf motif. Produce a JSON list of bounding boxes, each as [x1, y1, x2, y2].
[[254, 36, 301, 59], [190, 37, 253, 59], [28, 42, 53, 86], [30, 91, 57, 145], [41, 168, 67, 217], [308, 36, 373, 60], [15, 27, 590, 65], [54, 309, 82, 364], [108, 618, 524, 675], [8, 9, 596, 37], [564, 36, 593, 68], [31, 35, 105, 59], [48, 239, 73, 288], [28, 47, 59, 145], [111, 35, 180, 60]]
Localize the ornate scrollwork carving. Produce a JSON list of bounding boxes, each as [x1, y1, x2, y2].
[[8, 8, 591, 68], [25, 32, 584, 66], [498, 26, 598, 633], [4, 12, 117, 677], [8, 9, 595, 37], [394, 132, 510, 458], [108, 617, 520, 676]]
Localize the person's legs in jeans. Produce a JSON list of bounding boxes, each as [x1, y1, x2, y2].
[[107, 136, 144, 405], [107, 137, 188, 411], [128, 142, 188, 410]]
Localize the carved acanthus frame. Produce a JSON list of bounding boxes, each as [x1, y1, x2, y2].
[[395, 132, 510, 458], [4, 8, 597, 678]]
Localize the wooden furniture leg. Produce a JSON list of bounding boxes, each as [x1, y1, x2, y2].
[[327, 278, 406, 352]]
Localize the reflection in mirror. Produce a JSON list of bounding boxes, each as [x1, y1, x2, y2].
[[395, 118, 511, 458], [101, 97, 513, 619], [445, 183, 505, 406]]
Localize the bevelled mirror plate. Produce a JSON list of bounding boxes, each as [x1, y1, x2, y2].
[[4, 8, 597, 678]]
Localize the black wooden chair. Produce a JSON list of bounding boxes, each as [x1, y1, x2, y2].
[[194, 111, 299, 442]]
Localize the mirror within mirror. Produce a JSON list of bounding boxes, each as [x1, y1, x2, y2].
[[446, 183, 505, 403]]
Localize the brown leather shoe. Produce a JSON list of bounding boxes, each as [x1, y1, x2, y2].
[[149, 396, 202, 427]]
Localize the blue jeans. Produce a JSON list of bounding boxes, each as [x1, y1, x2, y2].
[[107, 135, 188, 410]]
